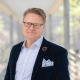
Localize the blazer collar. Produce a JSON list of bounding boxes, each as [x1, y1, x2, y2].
[[31, 37, 49, 80]]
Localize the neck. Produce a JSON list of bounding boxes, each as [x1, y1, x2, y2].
[[25, 39, 36, 48]]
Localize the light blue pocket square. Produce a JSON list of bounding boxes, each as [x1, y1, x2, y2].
[[42, 58, 54, 67]]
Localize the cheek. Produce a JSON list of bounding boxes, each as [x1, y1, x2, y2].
[[22, 26, 27, 31], [22, 27, 26, 34], [40, 28, 44, 33], [37, 29, 43, 35]]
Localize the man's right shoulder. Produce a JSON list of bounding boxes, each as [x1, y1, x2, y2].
[[12, 41, 24, 49], [10, 41, 23, 55]]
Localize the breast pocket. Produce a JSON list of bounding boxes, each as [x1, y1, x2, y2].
[[36, 66, 54, 80], [40, 66, 53, 73]]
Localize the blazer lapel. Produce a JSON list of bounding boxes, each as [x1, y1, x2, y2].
[[31, 38, 48, 80]]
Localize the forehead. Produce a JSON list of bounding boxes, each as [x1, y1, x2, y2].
[[23, 13, 43, 23]]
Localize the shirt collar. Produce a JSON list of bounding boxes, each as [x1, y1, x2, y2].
[[34, 35, 43, 48], [21, 35, 43, 49]]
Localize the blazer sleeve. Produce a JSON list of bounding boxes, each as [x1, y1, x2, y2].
[[4, 46, 15, 80], [55, 49, 70, 80]]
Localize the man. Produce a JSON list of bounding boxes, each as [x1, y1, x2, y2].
[[4, 8, 70, 80]]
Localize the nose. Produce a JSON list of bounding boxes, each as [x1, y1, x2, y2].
[[29, 25, 35, 30]]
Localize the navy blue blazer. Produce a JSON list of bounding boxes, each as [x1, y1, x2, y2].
[[4, 38, 70, 80]]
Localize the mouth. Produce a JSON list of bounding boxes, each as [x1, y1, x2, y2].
[[27, 32, 36, 34]]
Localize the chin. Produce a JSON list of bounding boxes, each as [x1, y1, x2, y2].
[[27, 36, 36, 39]]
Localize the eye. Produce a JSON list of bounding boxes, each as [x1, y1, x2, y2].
[[24, 22, 30, 26], [25, 22, 31, 27], [27, 22, 31, 25], [34, 24, 40, 27]]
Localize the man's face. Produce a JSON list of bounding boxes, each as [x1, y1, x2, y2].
[[22, 13, 45, 41]]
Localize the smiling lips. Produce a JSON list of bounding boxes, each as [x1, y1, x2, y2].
[[27, 32, 36, 34]]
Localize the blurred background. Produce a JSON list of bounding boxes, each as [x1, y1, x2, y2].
[[0, 0, 80, 80]]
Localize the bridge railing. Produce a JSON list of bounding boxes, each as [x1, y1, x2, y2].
[[69, 50, 80, 80]]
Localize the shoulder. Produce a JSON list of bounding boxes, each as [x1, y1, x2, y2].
[[9, 41, 24, 57], [10, 41, 24, 53], [12, 41, 24, 49], [48, 41, 66, 51], [43, 38, 67, 53], [47, 40, 68, 56], [47, 41, 68, 61]]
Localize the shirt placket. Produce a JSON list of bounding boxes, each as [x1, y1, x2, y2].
[[20, 49, 31, 80]]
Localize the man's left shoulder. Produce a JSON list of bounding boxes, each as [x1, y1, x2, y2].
[[47, 41, 67, 52]]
